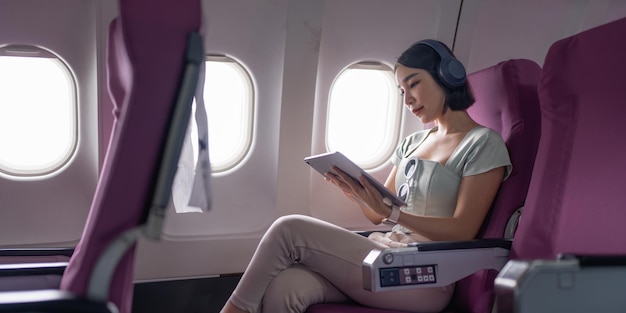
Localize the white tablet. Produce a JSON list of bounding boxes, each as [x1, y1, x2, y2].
[[304, 151, 406, 207]]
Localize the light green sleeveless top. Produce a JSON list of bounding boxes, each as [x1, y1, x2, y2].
[[391, 126, 512, 234]]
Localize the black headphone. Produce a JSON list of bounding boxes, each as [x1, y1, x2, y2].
[[417, 39, 467, 88]]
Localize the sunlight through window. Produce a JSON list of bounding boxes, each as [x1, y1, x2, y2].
[[326, 63, 401, 169], [192, 56, 254, 173], [0, 46, 77, 177]]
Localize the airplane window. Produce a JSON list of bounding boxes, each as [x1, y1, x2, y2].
[[326, 62, 401, 169], [0, 45, 77, 178], [193, 56, 254, 173]]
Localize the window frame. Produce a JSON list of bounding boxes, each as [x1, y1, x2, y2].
[[325, 61, 402, 170], [202, 54, 255, 174], [0, 44, 78, 178]]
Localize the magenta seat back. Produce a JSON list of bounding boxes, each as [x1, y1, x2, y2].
[[59, 1, 201, 313], [467, 59, 542, 240], [512, 17, 626, 261], [446, 59, 541, 313], [106, 18, 131, 124]]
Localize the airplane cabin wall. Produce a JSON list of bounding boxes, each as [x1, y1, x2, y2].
[[0, 0, 107, 247], [455, 0, 626, 73]]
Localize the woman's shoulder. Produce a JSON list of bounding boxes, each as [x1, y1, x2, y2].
[[467, 126, 506, 145], [460, 125, 512, 179]]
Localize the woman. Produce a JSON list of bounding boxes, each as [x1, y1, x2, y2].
[[221, 39, 512, 313]]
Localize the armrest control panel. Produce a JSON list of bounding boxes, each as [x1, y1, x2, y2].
[[380, 264, 437, 287], [363, 240, 510, 292]]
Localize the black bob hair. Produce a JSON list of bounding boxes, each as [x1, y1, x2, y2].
[[395, 40, 475, 111]]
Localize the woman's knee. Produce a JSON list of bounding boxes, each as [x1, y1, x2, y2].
[[261, 264, 347, 313], [264, 214, 314, 240], [271, 214, 313, 230]]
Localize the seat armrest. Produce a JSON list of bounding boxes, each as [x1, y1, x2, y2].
[[0, 262, 68, 291], [354, 230, 378, 238], [558, 253, 626, 266], [409, 238, 512, 251], [0, 262, 68, 277], [0, 289, 117, 313], [495, 254, 626, 313], [0, 248, 73, 266], [0, 248, 74, 258], [363, 239, 511, 292]]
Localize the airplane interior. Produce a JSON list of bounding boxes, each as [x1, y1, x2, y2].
[[0, 0, 625, 313]]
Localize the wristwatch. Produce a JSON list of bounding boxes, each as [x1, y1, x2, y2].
[[382, 199, 402, 226]]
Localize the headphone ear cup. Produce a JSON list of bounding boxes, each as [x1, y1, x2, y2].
[[416, 39, 467, 88], [439, 58, 466, 88]]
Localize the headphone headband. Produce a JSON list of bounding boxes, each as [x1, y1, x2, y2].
[[417, 39, 467, 88]]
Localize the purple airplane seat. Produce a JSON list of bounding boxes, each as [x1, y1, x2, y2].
[[495, 17, 626, 313], [0, 0, 203, 312], [307, 58, 542, 313]]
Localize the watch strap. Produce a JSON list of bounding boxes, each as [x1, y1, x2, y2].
[[382, 204, 401, 226]]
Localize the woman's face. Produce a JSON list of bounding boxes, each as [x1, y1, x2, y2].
[[395, 64, 446, 124]]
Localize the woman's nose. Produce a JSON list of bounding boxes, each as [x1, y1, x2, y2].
[[404, 93, 414, 105]]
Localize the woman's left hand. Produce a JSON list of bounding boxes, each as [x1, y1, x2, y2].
[[326, 166, 391, 217], [323, 168, 356, 199]]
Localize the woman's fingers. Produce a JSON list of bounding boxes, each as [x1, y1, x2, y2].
[[328, 167, 360, 190], [357, 176, 389, 216], [325, 170, 356, 195], [326, 167, 387, 215]]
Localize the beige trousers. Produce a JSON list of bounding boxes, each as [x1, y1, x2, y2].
[[229, 214, 453, 313]]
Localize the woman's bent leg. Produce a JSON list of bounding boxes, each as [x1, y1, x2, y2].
[[227, 214, 453, 313], [261, 264, 348, 313]]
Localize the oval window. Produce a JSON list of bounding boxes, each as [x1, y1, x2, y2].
[[189, 55, 254, 174], [326, 62, 401, 169], [0, 45, 77, 177]]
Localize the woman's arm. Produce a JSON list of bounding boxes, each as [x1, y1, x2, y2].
[[340, 166, 506, 241]]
